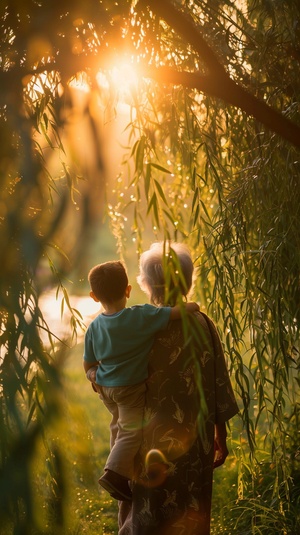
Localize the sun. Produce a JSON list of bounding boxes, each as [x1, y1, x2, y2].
[[112, 61, 139, 90], [66, 57, 140, 117], [96, 58, 140, 101]]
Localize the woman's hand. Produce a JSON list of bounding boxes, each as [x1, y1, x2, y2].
[[213, 422, 229, 468]]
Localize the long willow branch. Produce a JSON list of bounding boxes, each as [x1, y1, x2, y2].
[[142, 0, 300, 150]]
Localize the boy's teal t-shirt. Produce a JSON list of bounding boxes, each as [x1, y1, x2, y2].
[[83, 304, 172, 386]]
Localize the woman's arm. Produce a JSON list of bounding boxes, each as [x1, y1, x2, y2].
[[202, 313, 239, 422]]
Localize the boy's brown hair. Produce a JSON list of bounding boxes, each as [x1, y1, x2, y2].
[[88, 261, 128, 304]]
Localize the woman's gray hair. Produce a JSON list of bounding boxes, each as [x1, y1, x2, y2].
[[137, 242, 194, 305]]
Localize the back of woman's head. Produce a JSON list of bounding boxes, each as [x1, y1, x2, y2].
[[137, 242, 194, 305]]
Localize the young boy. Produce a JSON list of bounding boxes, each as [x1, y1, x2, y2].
[[83, 260, 199, 501]]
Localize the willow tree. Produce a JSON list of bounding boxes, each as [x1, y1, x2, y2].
[[1, 0, 299, 533]]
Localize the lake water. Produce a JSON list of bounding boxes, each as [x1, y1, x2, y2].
[[39, 292, 101, 344]]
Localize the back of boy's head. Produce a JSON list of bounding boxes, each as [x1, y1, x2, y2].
[[88, 261, 128, 304]]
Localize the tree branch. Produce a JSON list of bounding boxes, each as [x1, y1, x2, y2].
[[143, 65, 300, 149], [141, 0, 300, 150]]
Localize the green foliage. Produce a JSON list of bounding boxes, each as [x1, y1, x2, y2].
[[1, 0, 300, 533], [0, 1, 105, 532]]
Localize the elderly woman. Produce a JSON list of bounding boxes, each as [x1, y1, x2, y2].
[[118, 242, 239, 535]]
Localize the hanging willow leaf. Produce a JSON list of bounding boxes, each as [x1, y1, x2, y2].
[[154, 179, 168, 205], [147, 192, 160, 228], [150, 162, 171, 174], [135, 135, 146, 176], [144, 162, 151, 199]]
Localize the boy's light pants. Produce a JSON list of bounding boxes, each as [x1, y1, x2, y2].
[[97, 381, 147, 480]]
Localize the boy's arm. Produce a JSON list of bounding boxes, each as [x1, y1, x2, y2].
[[169, 301, 199, 320]]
